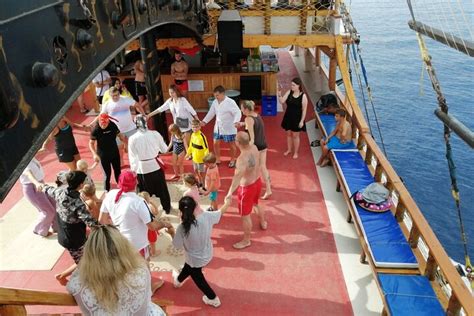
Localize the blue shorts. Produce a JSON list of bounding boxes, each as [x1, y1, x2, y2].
[[209, 191, 218, 201], [213, 133, 236, 143], [326, 136, 353, 150]]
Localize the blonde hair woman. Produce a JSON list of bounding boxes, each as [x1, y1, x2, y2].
[[66, 225, 165, 315]]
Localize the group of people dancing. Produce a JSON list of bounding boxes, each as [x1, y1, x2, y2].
[[18, 64, 355, 313]]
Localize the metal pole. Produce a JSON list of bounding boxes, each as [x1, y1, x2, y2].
[[139, 31, 169, 143], [434, 108, 474, 148]]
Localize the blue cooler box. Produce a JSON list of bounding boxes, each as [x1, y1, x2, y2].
[[261, 96, 277, 116]]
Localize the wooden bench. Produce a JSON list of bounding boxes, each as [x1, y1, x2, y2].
[[313, 113, 448, 315]]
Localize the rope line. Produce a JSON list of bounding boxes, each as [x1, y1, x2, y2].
[[407, 0, 473, 290]]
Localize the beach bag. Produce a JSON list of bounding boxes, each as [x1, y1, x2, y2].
[[176, 117, 189, 129], [352, 182, 393, 212]]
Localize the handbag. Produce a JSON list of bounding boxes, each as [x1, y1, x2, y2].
[[176, 117, 189, 129]]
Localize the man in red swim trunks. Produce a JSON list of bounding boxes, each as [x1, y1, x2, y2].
[[225, 132, 267, 249]]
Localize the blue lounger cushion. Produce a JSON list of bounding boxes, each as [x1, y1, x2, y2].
[[333, 151, 418, 268], [319, 114, 357, 150], [378, 274, 445, 316]]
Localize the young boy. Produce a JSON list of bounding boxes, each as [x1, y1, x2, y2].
[[186, 119, 209, 186], [203, 153, 221, 211], [317, 109, 353, 167]]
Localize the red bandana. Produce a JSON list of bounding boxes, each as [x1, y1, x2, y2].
[[99, 113, 118, 125], [115, 170, 137, 203]]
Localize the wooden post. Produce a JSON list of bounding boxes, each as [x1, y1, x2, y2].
[[374, 164, 384, 182], [328, 56, 337, 90], [364, 146, 373, 166], [300, 3, 308, 35], [294, 46, 301, 57], [303, 48, 313, 72], [264, 0, 271, 35], [447, 295, 461, 316], [424, 253, 437, 281], [395, 202, 405, 222], [408, 226, 420, 248], [315, 47, 321, 67]]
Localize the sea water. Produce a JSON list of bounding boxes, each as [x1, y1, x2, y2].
[[349, 0, 473, 263]]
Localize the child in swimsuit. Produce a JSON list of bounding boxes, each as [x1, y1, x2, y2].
[[167, 124, 186, 181]]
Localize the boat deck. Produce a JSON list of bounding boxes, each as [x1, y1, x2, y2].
[[0, 50, 383, 315]]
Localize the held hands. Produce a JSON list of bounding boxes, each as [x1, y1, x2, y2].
[[93, 154, 100, 162], [36, 183, 45, 192], [165, 225, 175, 237], [224, 194, 232, 204], [234, 122, 245, 129]]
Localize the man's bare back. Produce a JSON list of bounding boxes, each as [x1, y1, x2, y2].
[[236, 144, 260, 186]]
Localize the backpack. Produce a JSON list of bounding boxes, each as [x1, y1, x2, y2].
[[316, 93, 338, 113]]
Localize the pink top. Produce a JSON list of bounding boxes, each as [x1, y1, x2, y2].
[[184, 187, 203, 213]]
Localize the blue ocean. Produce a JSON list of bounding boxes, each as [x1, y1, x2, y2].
[[348, 0, 473, 263]]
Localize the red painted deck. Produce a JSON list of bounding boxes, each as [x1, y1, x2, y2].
[[0, 51, 353, 315]]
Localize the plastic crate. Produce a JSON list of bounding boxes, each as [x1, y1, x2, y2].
[[261, 95, 277, 116]]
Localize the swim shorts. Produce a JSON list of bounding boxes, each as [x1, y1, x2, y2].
[[237, 178, 262, 216], [209, 191, 218, 201]]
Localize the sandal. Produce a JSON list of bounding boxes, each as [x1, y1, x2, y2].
[[233, 240, 251, 249], [228, 161, 236, 168], [310, 140, 320, 147]]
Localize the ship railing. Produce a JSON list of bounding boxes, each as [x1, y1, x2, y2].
[[317, 56, 473, 315], [0, 287, 173, 315], [206, 0, 335, 36]]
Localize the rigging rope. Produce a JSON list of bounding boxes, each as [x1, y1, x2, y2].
[[407, 0, 473, 290], [349, 44, 373, 135], [349, 44, 388, 156]]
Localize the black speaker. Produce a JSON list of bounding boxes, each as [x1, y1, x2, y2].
[[240, 75, 262, 100], [218, 10, 243, 53]]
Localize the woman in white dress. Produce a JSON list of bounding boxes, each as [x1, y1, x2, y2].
[[66, 225, 165, 316], [147, 84, 200, 147]]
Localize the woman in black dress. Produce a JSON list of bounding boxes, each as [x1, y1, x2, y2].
[[279, 77, 308, 159]]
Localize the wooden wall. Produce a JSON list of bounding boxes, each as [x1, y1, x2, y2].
[[160, 72, 277, 110]]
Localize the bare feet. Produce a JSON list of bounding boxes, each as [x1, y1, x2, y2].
[[283, 150, 291, 156], [55, 273, 69, 286], [168, 174, 180, 181], [261, 192, 272, 200], [260, 221, 268, 230], [150, 246, 161, 257], [292, 153, 298, 159], [320, 159, 329, 167], [233, 240, 251, 249], [151, 278, 165, 294]]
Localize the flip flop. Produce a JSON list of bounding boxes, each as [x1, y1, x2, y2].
[[228, 161, 236, 168], [310, 140, 320, 147], [233, 241, 251, 249]]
